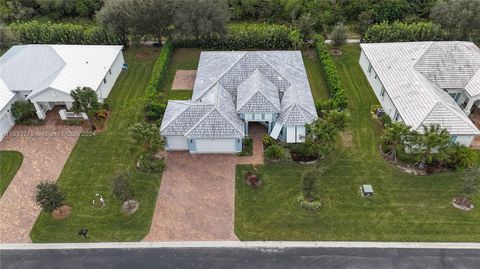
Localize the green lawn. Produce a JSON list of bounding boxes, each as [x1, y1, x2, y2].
[[0, 151, 23, 197], [235, 45, 479, 242], [30, 47, 162, 242], [161, 48, 200, 100], [302, 49, 330, 100]]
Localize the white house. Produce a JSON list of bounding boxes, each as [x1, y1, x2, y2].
[[359, 41, 480, 146], [0, 44, 124, 140], [160, 51, 318, 154]]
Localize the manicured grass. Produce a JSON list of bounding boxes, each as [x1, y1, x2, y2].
[[0, 151, 23, 197], [235, 45, 479, 242], [161, 48, 200, 100], [302, 49, 330, 100], [30, 48, 162, 242]]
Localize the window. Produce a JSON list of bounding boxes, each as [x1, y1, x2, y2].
[[374, 72, 378, 79], [380, 86, 385, 97], [368, 63, 373, 74], [261, 113, 265, 120], [394, 110, 400, 121], [103, 78, 107, 84], [108, 69, 111, 75], [449, 92, 461, 102], [450, 136, 457, 143]]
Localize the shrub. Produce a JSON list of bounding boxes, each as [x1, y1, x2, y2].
[[331, 23, 347, 47], [262, 134, 277, 148], [314, 35, 348, 110], [138, 154, 166, 173], [101, 98, 111, 110], [264, 145, 285, 160], [173, 23, 297, 50], [63, 119, 84, 126], [364, 21, 443, 43], [36, 181, 66, 213], [447, 144, 479, 169], [95, 108, 108, 120], [10, 21, 122, 45], [324, 109, 350, 131], [111, 172, 134, 202], [290, 143, 319, 162], [296, 193, 321, 210], [381, 114, 392, 126], [144, 101, 166, 122], [238, 137, 253, 156], [11, 100, 36, 123], [145, 39, 173, 98]]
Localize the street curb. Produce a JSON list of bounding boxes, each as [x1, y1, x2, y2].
[[1, 241, 480, 250]]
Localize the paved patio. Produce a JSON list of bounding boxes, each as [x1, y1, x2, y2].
[[0, 124, 82, 243], [172, 70, 196, 90], [144, 123, 265, 241]]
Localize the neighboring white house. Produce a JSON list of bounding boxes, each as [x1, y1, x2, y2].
[[0, 44, 124, 140], [160, 51, 318, 154], [359, 41, 480, 146]]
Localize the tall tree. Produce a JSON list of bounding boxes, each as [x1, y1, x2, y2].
[[174, 0, 230, 41], [70, 87, 100, 130], [381, 122, 412, 163], [431, 0, 480, 43], [96, 0, 129, 45]]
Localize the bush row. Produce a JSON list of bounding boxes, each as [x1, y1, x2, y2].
[[144, 40, 173, 123], [10, 20, 122, 45], [172, 23, 296, 50], [314, 35, 348, 111], [364, 21, 443, 43]]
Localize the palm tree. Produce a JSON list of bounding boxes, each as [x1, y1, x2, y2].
[[414, 124, 451, 169], [381, 122, 411, 163], [70, 87, 100, 131]]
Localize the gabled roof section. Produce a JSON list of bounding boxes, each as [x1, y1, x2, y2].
[[160, 100, 213, 136], [236, 69, 281, 113], [0, 78, 15, 110], [0, 45, 65, 92], [419, 102, 480, 135], [466, 69, 480, 97], [277, 85, 317, 125], [414, 42, 480, 89], [185, 84, 244, 139], [361, 41, 480, 136]]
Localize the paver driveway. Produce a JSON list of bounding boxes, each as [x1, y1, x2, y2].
[[144, 123, 265, 241], [0, 124, 82, 243]]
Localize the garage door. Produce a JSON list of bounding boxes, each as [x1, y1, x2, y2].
[[0, 114, 13, 141], [195, 139, 237, 153], [166, 136, 188, 151]]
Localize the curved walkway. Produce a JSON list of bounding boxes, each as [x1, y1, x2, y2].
[[0, 124, 82, 243], [144, 123, 265, 241]]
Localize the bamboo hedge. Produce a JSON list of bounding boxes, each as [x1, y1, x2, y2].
[[145, 39, 173, 99], [172, 22, 296, 50], [10, 20, 122, 45], [364, 21, 443, 43]]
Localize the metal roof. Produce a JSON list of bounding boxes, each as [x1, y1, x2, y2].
[[0, 44, 123, 104], [361, 42, 480, 135]]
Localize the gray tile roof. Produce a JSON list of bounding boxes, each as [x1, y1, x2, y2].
[[361, 41, 480, 136], [236, 69, 281, 113], [161, 50, 318, 139]]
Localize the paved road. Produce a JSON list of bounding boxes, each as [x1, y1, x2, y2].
[[2, 247, 480, 269]]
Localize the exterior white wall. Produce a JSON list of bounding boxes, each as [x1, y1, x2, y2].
[[0, 97, 16, 141], [283, 125, 306, 143], [359, 50, 402, 122], [29, 88, 73, 103], [95, 51, 124, 101], [165, 135, 189, 151], [454, 135, 474, 147]]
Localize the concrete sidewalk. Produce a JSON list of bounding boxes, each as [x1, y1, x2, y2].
[[2, 241, 480, 250]]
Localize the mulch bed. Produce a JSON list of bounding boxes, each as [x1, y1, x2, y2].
[[245, 172, 263, 188], [330, 48, 343, 56], [172, 70, 197, 90], [122, 200, 140, 214], [135, 51, 151, 60], [52, 205, 71, 220], [291, 153, 317, 163]]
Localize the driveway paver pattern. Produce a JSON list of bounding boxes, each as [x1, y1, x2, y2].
[[0, 124, 82, 243], [144, 123, 265, 241]]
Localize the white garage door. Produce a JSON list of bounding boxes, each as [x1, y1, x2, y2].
[[0, 114, 13, 141], [195, 139, 237, 153], [166, 136, 188, 151]]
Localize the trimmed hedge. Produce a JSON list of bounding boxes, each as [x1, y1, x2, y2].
[[364, 21, 443, 43], [173, 23, 296, 50], [314, 35, 348, 110], [145, 39, 173, 98], [10, 21, 122, 45]]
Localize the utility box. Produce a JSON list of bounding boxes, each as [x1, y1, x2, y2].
[[361, 184, 374, 197], [376, 108, 385, 117]]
